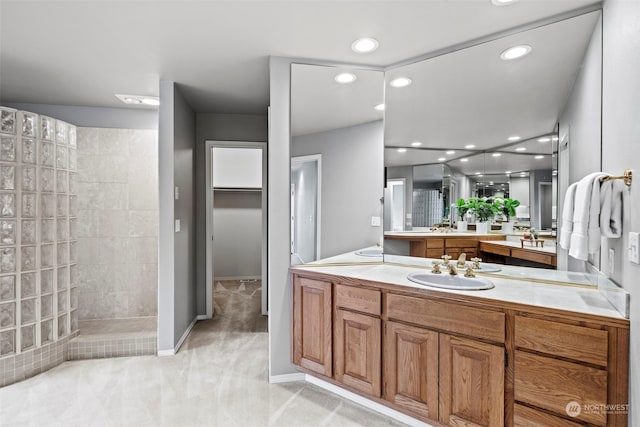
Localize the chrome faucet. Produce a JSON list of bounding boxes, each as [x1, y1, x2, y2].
[[447, 263, 458, 275]]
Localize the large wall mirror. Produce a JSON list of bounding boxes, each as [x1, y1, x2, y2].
[[383, 10, 602, 273], [290, 64, 385, 264]]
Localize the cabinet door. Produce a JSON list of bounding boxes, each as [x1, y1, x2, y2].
[[334, 309, 381, 397], [384, 321, 439, 420], [439, 335, 504, 427], [293, 277, 332, 377]]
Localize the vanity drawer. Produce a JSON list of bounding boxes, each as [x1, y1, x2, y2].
[[515, 351, 607, 426], [445, 239, 479, 249], [426, 239, 444, 248], [514, 403, 582, 427], [515, 316, 608, 366], [426, 249, 444, 258], [335, 284, 381, 316], [386, 293, 505, 343]]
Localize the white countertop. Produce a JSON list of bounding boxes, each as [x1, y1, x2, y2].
[[293, 250, 627, 320]]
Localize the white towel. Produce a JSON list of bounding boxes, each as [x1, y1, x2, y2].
[[559, 182, 578, 250], [600, 179, 624, 238], [569, 172, 608, 260]]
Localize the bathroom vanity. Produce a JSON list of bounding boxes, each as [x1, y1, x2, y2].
[[384, 232, 507, 259], [290, 261, 629, 427]]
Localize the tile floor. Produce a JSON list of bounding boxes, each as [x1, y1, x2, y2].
[[0, 280, 407, 426]]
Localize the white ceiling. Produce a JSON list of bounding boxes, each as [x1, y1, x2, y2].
[[0, 0, 601, 113]]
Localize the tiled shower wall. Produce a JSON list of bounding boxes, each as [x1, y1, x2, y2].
[[0, 107, 78, 360], [76, 127, 158, 319]]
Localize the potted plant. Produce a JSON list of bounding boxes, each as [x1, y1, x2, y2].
[[455, 198, 470, 231], [494, 197, 520, 234], [466, 197, 496, 234]]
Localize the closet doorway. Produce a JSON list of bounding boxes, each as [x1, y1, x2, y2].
[[205, 142, 268, 322]]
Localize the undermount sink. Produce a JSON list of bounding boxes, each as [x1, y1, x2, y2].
[[407, 272, 495, 290], [355, 248, 383, 257], [473, 263, 502, 273]]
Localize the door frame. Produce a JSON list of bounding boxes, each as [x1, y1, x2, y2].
[[205, 140, 268, 317], [386, 178, 406, 231], [291, 154, 322, 261]]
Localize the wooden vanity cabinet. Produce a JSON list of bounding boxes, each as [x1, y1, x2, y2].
[[292, 276, 333, 377], [291, 271, 629, 427]]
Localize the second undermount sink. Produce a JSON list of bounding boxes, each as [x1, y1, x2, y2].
[[355, 248, 383, 257], [407, 272, 495, 290]]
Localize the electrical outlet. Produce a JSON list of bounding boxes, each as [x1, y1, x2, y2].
[[371, 216, 381, 227], [608, 249, 615, 275], [175, 219, 181, 232], [629, 232, 640, 264]]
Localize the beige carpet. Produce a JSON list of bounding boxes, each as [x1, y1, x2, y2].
[[211, 279, 267, 333]]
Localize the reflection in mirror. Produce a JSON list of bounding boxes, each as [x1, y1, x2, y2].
[[290, 64, 384, 265], [383, 10, 601, 275]]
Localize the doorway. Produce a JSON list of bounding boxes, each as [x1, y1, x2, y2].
[[291, 154, 322, 264], [205, 142, 268, 319]]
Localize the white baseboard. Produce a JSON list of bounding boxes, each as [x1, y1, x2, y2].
[[269, 372, 306, 384], [157, 316, 198, 357], [214, 275, 261, 281], [305, 375, 434, 427], [196, 314, 209, 320]]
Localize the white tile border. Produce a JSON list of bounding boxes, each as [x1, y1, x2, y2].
[[268, 372, 305, 384]]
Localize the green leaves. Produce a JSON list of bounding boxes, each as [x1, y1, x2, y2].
[[492, 197, 521, 220], [466, 197, 497, 222]]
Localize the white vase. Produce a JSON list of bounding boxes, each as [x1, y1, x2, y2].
[[456, 220, 468, 232], [502, 221, 514, 234], [476, 221, 490, 234]]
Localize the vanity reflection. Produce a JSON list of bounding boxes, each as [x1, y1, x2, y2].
[[383, 10, 602, 274], [290, 63, 384, 265]]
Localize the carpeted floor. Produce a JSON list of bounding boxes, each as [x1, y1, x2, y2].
[[211, 279, 268, 333]]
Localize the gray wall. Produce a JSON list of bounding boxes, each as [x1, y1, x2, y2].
[[194, 113, 267, 314], [528, 169, 553, 230], [76, 127, 158, 320], [3, 102, 157, 129], [292, 121, 384, 258], [509, 176, 530, 216], [212, 192, 262, 278], [158, 81, 197, 352], [600, 0, 640, 422], [558, 14, 602, 271]]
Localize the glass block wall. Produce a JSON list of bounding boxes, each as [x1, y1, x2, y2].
[[0, 107, 78, 359]]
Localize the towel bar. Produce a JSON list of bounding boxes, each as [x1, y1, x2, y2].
[[600, 169, 632, 186]]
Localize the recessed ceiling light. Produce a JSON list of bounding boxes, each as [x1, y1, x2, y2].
[[538, 137, 551, 143], [335, 73, 357, 84], [520, 173, 527, 176], [508, 135, 521, 141], [397, 148, 407, 153], [374, 103, 385, 111], [515, 147, 527, 152], [489, 181, 494, 185], [535, 155, 545, 159], [389, 77, 412, 88], [492, 153, 502, 157], [505, 171, 512, 174], [411, 141, 422, 147], [446, 150, 455, 155], [438, 157, 446, 162], [465, 144, 476, 149], [460, 158, 469, 162], [475, 172, 481, 175], [115, 94, 159, 107], [500, 44, 532, 61], [478, 174, 484, 177], [492, 0, 518, 5], [141, 98, 160, 106], [351, 37, 379, 53], [552, 136, 559, 142]]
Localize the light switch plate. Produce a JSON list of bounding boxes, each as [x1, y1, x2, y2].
[[629, 232, 640, 264], [371, 216, 381, 227], [609, 249, 615, 275], [175, 219, 181, 232], [175, 186, 180, 200]]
